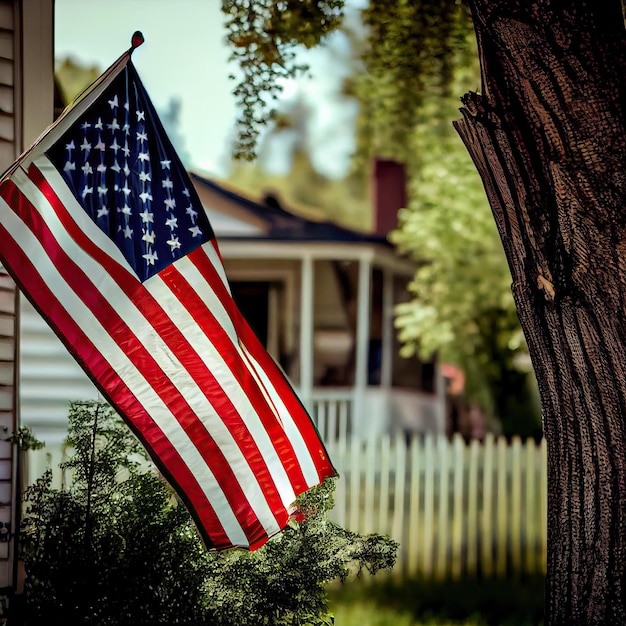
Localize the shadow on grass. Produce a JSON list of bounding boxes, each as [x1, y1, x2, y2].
[[328, 575, 545, 626]]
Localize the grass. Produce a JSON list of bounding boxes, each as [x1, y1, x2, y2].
[[327, 575, 545, 626], [330, 601, 486, 625]]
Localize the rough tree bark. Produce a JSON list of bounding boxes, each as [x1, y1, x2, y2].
[[455, 2, 626, 624]]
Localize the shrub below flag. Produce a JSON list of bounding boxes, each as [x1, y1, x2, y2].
[[0, 36, 335, 550]]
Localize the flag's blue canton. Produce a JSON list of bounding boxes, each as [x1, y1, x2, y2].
[[46, 63, 213, 282]]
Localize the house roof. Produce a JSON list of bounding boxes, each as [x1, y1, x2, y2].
[[190, 171, 392, 246]]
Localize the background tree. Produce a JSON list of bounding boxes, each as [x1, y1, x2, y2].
[[222, 0, 345, 159], [352, 2, 539, 435], [227, 94, 371, 230], [223, 0, 540, 435], [225, 5, 372, 230]]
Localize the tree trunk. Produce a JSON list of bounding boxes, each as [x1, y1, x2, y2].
[[455, 2, 626, 624]]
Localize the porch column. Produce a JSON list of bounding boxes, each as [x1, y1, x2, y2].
[[299, 255, 314, 411], [353, 258, 371, 435], [380, 268, 394, 388]]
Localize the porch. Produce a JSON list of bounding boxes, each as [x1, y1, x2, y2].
[[219, 239, 448, 440], [312, 388, 444, 443]]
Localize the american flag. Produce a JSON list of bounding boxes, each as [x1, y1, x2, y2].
[[0, 40, 335, 550]]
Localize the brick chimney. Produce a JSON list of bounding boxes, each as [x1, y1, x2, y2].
[[372, 158, 407, 237]]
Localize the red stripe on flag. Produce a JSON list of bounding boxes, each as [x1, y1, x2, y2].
[[0, 178, 281, 548], [192, 245, 334, 482], [160, 259, 309, 492], [0, 187, 234, 549]]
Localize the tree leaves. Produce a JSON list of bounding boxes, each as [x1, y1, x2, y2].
[[221, 1, 539, 431], [222, 0, 345, 158], [354, 0, 469, 162]]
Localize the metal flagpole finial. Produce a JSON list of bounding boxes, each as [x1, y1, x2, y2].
[[130, 31, 145, 52]]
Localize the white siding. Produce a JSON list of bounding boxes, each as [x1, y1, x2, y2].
[[19, 294, 99, 444], [0, 0, 21, 594]]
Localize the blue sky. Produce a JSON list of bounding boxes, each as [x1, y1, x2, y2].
[[55, 0, 239, 176], [54, 0, 360, 179]]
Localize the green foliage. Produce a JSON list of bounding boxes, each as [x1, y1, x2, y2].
[[222, 0, 471, 166], [17, 401, 211, 625], [16, 401, 397, 625], [389, 75, 524, 417], [354, 0, 471, 165], [8, 428, 43, 452], [381, 27, 539, 433], [222, 0, 345, 159], [204, 479, 398, 625]]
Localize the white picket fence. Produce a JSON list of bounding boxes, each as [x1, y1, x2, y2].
[[324, 432, 547, 580], [25, 432, 547, 582]]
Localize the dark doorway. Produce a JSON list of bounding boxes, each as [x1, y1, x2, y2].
[[230, 281, 270, 347]]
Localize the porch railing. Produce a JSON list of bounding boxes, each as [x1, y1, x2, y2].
[[310, 388, 445, 443], [311, 389, 353, 442]]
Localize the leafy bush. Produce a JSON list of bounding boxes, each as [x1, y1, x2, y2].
[[203, 480, 397, 626], [13, 401, 397, 625]]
